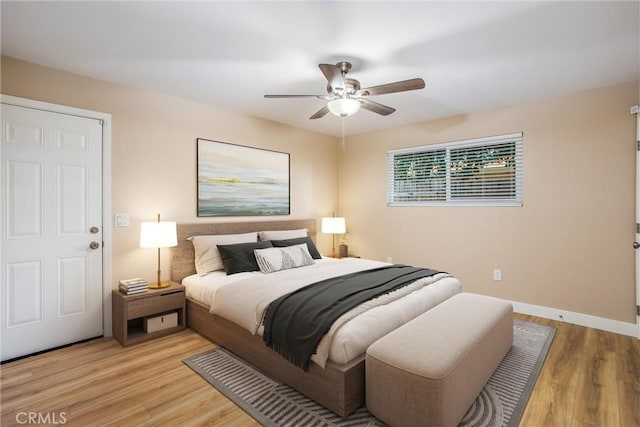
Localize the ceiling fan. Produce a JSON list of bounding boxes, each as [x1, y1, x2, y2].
[[264, 61, 425, 120]]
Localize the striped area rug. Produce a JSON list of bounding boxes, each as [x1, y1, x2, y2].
[[183, 319, 555, 427]]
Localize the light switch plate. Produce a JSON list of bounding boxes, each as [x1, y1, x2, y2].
[[114, 213, 130, 227]]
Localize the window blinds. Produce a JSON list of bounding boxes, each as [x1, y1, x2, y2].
[[387, 132, 523, 206]]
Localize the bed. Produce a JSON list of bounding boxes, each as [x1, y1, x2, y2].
[[172, 219, 462, 417]]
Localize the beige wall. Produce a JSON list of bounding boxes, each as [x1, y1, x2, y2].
[[339, 81, 638, 323], [3, 56, 637, 325], [1, 56, 339, 288]]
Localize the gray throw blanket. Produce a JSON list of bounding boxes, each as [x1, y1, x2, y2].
[[263, 264, 441, 371]]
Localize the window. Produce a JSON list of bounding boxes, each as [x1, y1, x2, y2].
[[387, 133, 523, 206]]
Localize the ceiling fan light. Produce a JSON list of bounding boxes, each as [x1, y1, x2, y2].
[[327, 98, 361, 117]]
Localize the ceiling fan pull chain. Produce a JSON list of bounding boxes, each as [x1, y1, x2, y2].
[[341, 118, 346, 150]]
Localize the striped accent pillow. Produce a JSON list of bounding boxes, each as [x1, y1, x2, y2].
[[254, 244, 314, 274]]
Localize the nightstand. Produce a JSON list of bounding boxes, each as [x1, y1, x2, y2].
[[112, 281, 185, 346]]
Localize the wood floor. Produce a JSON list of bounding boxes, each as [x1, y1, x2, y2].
[[1, 314, 638, 427]]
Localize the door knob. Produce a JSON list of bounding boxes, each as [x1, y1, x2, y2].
[[634, 242, 640, 249], [90, 226, 99, 234], [89, 241, 100, 250]]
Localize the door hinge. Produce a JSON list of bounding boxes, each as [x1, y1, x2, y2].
[[637, 223, 640, 234], [637, 141, 640, 151], [637, 305, 640, 316]]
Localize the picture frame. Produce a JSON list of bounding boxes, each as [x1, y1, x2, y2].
[[197, 138, 290, 217]]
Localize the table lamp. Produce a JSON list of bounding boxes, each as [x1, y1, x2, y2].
[[140, 214, 177, 289], [321, 216, 346, 258]]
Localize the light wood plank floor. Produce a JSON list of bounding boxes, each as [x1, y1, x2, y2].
[[1, 314, 638, 426]]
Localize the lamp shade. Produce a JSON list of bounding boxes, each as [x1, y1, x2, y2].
[[321, 217, 346, 234], [327, 99, 361, 117], [140, 221, 177, 248]]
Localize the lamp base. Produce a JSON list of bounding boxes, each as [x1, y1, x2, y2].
[[339, 244, 348, 258], [148, 281, 172, 289]]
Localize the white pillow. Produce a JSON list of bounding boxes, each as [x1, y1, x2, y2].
[[254, 244, 314, 274], [258, 228, 307, 241], [188, 232, 258, 274]]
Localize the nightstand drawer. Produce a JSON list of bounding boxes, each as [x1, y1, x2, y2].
[[127, 291, 184, 319]]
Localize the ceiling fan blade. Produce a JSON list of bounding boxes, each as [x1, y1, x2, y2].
[[360, 99, 396, 116], [319, 64, 346, 92], [309, 105, 329, 120], [358, 78, 425, 96], [264, 94, 327, 99]]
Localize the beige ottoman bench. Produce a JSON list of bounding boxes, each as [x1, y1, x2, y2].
[[366, 293, 513, 427]]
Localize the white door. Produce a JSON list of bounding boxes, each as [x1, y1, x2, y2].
[[1, 103, 103, 361]]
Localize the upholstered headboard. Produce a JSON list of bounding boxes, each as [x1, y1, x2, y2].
[[171, 219, 317, 283]]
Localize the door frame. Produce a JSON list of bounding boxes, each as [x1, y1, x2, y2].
[[1, 94, 113, 337], [635, 108, 640, 339]]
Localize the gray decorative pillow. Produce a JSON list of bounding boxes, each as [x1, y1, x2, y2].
[[254, 244, 314, 274]]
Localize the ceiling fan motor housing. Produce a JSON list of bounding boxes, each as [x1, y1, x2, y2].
[[327, 78, 361, 97]]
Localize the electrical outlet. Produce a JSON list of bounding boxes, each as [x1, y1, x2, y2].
[[386, 257, 393, 263], [493, 269, 502, 281]]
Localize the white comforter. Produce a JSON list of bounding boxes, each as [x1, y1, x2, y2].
[[183, 258, 461, 367]]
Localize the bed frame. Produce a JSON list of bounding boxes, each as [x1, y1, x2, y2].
[[172, 219, 365, 417]]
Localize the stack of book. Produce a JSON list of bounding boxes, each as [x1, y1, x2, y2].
[[119, 278, 148, 295]]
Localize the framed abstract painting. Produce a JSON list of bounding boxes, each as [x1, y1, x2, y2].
[[197, 138, 290, 217]]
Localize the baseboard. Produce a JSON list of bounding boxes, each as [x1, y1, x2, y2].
[[510, 300, 638, 338]]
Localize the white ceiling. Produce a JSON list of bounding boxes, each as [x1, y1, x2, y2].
[[2, 1, 638, 137]]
